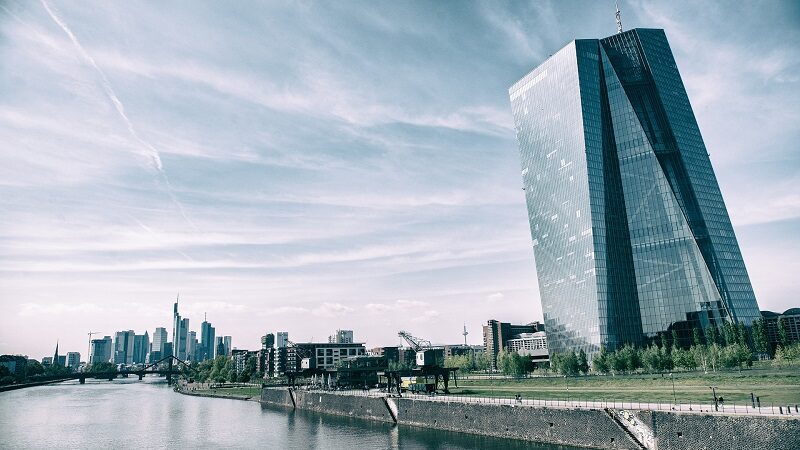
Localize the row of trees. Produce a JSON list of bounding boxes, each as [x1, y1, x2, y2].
[[546, 320, 800, 376], [189, 355, 259, 383]]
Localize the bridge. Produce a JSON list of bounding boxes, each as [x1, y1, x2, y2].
[[30, 356, 190, 386]]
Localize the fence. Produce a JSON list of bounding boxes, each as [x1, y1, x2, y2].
[[290, 385, 800, 417]]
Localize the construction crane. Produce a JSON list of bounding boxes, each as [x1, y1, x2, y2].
[[87, 331, 102, 365], [397, 330, 432, 352]]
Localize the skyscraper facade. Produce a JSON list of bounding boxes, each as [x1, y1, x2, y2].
[[200, 318, 215, 361], [90, 336, 112, 364], [150, 327, 168, 363], [113, 330, 135, 365], [133, 332, 149, 364], [172, 300, 189, 360], [509, 28, 760, 356]]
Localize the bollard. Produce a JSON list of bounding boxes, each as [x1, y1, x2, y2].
[[756, 396, 761, 408], [779, 406, 783, 414]]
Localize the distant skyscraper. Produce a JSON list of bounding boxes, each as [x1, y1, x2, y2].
[[114, 330, 135, 365], [66, 352, 81, 369], [200, 315, 215, 361], [276, 332, 288, 349], [214, 336, 224, 357], [187, 331, 198, 361], [328, 330, 354, 344], [171, 299, 189, 360], [133, 332, 149, 364], [509, 28, 761, 356], [223, 336, 232, 356], [151, 327, 168, 363], [90, 336, 112, 364]]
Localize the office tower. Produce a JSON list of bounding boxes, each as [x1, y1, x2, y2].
[[133, 332, 149, 364], [114, 331, 135, 365], [215, 336, 224, 357], [53, 341, 60, 366], [509, 28, 761, 356], [90, 336, 112, 364], [328, 330, 354, 344], [150, 327, 168, 362], [200, 316, 216, 361], [187, 331, 198, 361], [172, 299, 189, 360], [276, 332, 288, 349], [66, 352, 81, 369], [223, 336, 232, 356], [259, 333, 276, 377]]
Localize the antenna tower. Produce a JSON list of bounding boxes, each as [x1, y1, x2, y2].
[[615, 1, 623, 33]]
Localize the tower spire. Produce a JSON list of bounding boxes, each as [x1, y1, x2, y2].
[[615, 1, 623, 34]]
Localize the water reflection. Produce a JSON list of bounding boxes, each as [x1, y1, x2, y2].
[[1, 380, 580, 449]]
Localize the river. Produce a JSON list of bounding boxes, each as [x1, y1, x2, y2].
[[0, 379, 583, 449]]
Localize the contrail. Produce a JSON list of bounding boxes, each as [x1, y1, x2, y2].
[[40, 0, 197, 229]]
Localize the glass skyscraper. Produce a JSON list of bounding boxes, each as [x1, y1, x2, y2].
[[509, 28, 760, 356]]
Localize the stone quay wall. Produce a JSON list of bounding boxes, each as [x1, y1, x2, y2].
[[260, 388, 799, 450], [637, 410, 800, 450]]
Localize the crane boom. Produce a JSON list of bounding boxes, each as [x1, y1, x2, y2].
[[397, 330, 432, 352]]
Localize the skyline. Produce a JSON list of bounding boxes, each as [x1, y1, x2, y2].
[[1, 1, 799, 359]]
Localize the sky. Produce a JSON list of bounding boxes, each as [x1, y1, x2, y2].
[[1, 1, 798, 360]]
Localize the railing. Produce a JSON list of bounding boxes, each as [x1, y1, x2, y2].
[[288, 385, 800, 417]]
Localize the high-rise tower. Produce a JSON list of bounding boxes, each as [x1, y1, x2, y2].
[[509, 28, 760, 356]]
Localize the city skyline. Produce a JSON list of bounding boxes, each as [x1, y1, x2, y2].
[[1, 1, 799, 359]]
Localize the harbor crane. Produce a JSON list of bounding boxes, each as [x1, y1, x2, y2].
[[397, 330, 432, 352]]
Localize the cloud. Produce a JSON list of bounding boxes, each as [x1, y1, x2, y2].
[[486, 292, 505, 303], [18, 302, 103, 317], [182, 301, 248, 315], [313, 302, 354, 318]]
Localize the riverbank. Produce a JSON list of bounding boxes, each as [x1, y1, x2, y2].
[[0, 379, 69, 392], [259, 387, 800, 450]]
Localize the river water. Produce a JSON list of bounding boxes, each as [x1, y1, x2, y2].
[[0, 379, 582, 449]]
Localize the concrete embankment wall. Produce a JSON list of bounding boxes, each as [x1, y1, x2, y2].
[[396, 397, 638, 449], [636, 410, 800, 450], [260, 388, 799, 450]]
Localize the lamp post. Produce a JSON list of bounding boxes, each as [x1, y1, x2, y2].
[[670, 372, 676, 405], [709, 386, 718, 411]]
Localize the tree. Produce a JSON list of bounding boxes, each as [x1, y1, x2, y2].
[[692, 328, 703, 347], [473, 352, 490, 372], [642, 345, 661, 373], [497, 351, 531, 378], [577, 350, 589, 375], [671, 329, 681, 350], [722, 322, 737, 346], [705, 326, 720, 347], [592, 348, 610, 374], [26, 360, 44, 378], [671, 348, 696, 371], [752, 319, 770, 357], [618, 345, 640, 373], [736, 322, 749, 348], [660, 333, 670, 352]]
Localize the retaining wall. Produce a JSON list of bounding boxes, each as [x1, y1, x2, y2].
[[636, 410, 800, 450], [260, 388, 800, 450], [396, 398, 639, 449]]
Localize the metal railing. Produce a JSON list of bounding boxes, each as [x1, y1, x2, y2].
[[288, 385, 800, 417]]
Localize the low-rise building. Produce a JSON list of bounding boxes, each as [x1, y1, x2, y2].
[[506, 331, 549, 361], [288, 342, 366, 372], [483, 319, 546, 369]]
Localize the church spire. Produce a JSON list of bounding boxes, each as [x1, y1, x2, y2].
[[53, 340, 60, 365]]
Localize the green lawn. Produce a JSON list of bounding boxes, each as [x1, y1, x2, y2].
[[450, 369, 800, 405]]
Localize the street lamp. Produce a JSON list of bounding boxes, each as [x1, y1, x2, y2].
[[709, 386, 718, 411]]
